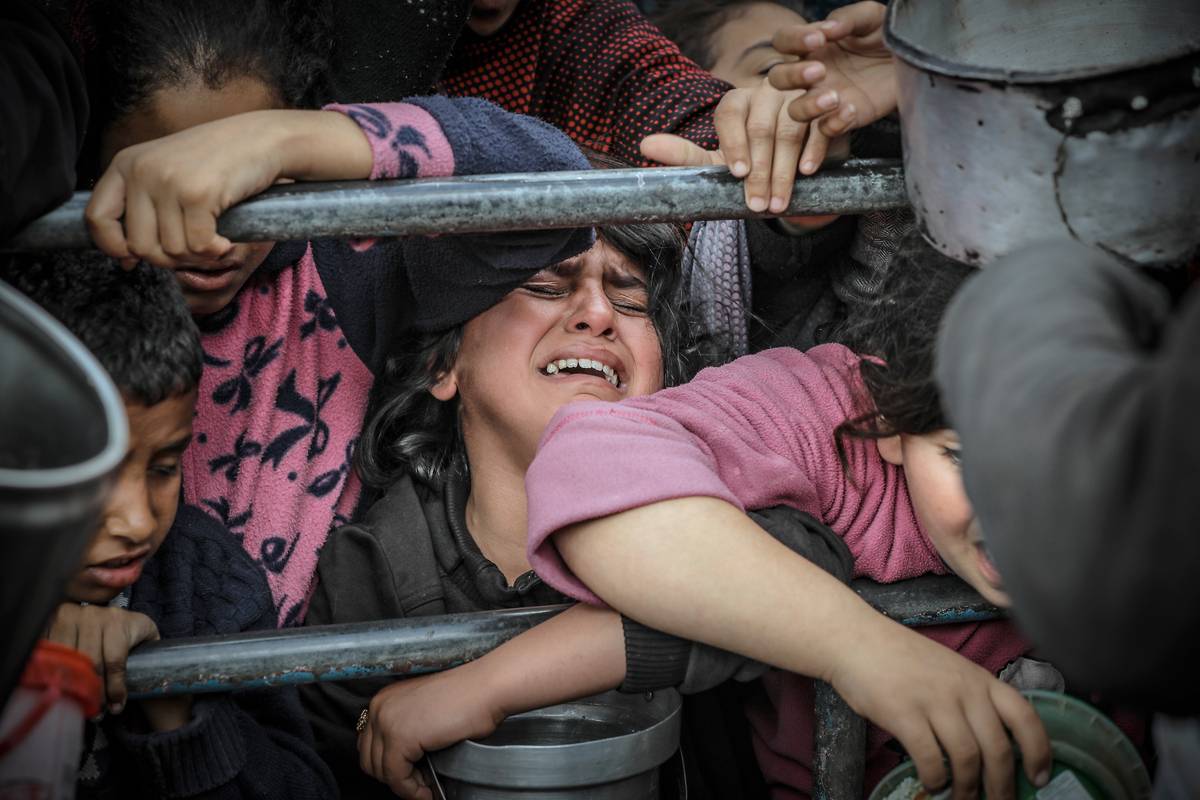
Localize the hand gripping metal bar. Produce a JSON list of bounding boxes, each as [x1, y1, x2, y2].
[[3, 160, 906, 251]]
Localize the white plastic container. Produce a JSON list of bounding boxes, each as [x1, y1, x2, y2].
[[0, 641, 101, 800]]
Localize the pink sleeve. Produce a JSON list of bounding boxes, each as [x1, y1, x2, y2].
[[324, 102, 456, 179], [526, 346, 865, 603]]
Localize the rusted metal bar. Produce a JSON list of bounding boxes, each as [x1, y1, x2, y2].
[[814, 681, 868, 800], [3, 160, 907, 252], [125, 576, 1000, 699]]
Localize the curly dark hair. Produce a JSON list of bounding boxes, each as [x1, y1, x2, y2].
[[834, 231, 977, 461], [0, 252, 202, 406], [355, 221, 691, 489], [77, 0, 334, 177], [652, 0, 807, 71]]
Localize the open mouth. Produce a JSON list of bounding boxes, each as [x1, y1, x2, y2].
[[539, 356, 622, 388], [85, 548, 152, 589]]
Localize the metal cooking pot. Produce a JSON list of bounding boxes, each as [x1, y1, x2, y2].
[[0, 280, 127, 706], [885, 0, 1200, 266], [429, 689, 682, 799]]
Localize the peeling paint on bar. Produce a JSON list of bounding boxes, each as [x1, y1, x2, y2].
[[125, 576, 1000, 699], [3, 161, 907, 252]]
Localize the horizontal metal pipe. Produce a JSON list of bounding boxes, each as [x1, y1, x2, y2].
[[4, 161, 906, 252], [126, 576, 1000, 698]]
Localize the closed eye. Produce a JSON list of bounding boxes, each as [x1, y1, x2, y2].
[[521, 283, 567, 298]]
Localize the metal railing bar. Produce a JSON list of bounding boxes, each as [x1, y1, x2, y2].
[[3, 161, 907, 252], [125, 575, 1000, 698]]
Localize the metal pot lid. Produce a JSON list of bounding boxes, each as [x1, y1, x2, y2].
[[884, 0, 1200, 84]]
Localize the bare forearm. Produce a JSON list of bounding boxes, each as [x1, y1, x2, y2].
[[268, 109, 375, 181], [556, 497, 890, 682], [467, 604, 627, 718]]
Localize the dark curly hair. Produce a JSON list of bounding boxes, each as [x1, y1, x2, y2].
[[77, 0, 334, 177], [355, 221, 691, 489], [834, 231, 977, 461], [0, 252, 202, 405], [652, 0, 807, 71]]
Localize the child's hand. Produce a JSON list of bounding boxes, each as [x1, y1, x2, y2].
[[641, 80, 851, 215], [45, 603, 160, 715], [829, 621, 1052, 800], [358, 666, 506, 800], [86, 109, 372, 269], [767, 1, 896, 155]]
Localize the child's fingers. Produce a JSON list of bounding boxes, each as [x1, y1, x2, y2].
[[964, 700, 1017, 800], [992, 684, 1052, 789], [157, 201, 191, 264], [85, 170, 131, 259], [638, 134, 723, 168], [713, 89, 753, 178], [742, 88, 785, 212], [183, 205, 233, 261], [823, 1, 888, 45], [357, 723, 374, 777], [930, 711, 982, 800], [818, 103, 858, 142], [100, 631, 131, 714], [768, 60, 827, 93], [786, 89, 842, 125], [123, 190, 172, 268], [768, 110, 807, 213], [772, 22, 833, 59], [896, 720, 950, 794], [799, 126, 830, 176]]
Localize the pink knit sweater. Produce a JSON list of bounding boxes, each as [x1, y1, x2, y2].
[[526, 344, 1027, 796]]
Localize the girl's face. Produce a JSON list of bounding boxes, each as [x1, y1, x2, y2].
[[708, 3, 805, 89], [99, 77, 280, 316], [878, 429, 1011, 607], [432, 238, 664, 470]]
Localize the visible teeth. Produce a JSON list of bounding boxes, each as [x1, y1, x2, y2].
[[609, 374, 618, 386], [566, 358, 578, 368], [557, 359, 568, 370], [546, 363, 558, 374], [602, 365, 613, 377]]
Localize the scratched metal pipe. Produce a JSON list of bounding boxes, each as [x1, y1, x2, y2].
[[4, 161, 906, 252], [125, 575, 998, 698]]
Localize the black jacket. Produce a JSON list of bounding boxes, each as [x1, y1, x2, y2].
[[81, 506, 337, 799]]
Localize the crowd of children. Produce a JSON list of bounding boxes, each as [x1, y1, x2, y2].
[[2, 0, 1192, 798]]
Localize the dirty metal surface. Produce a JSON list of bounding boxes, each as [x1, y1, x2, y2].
[[3, 162, 907, 252], [125, 577, 1002, 698]]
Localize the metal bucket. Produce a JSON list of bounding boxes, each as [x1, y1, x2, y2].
[[885, 0, 1200, 266], [0, 280, 128, 706], [429, 689, 682, 799]]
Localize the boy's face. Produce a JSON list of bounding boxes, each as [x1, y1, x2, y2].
[[65, 392, 196, 604], [877, 429, 1012, 608]]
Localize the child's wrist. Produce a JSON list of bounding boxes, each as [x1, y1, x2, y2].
[[270, 110, 374, 181]]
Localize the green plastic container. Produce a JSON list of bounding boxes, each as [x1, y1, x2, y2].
[[868, 691, 1152, 800]]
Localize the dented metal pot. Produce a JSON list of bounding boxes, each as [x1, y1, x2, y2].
[[885, 0, 1200, 266]]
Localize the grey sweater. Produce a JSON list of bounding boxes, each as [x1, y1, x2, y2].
[[936, 240, 1200, 713]]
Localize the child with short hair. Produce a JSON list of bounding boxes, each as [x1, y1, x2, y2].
[[350, 234, 1055, 800], [78, 0, 593, 624], [0, 252, 336, 799]]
